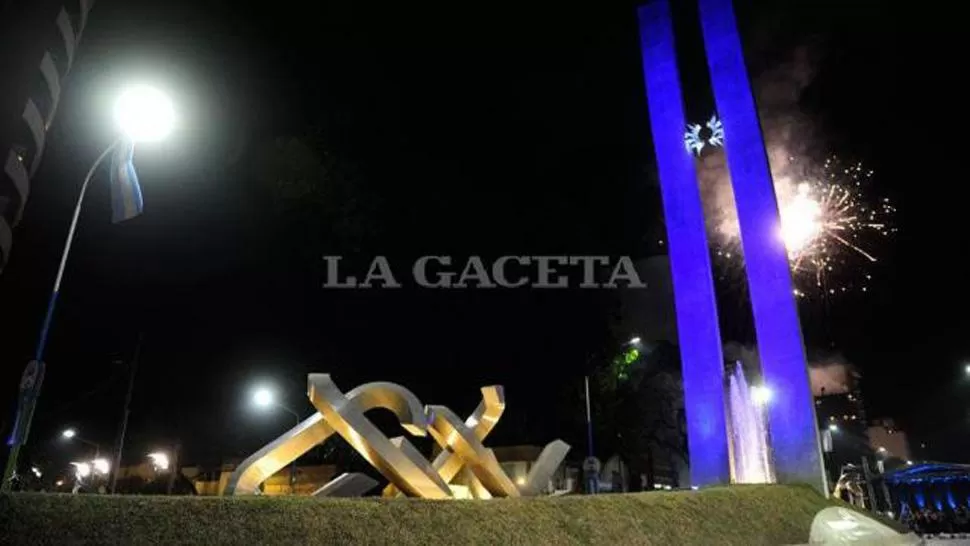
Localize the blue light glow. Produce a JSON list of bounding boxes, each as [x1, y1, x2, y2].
[[698, 0, 824, 491], [947, 486, 957, 509], [915, 487, 926, 508], [638, 0, 729, 487]]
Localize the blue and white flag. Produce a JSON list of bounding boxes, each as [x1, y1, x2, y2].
[[109, 140, 144, 223]]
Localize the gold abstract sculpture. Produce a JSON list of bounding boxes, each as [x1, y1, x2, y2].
[[226, 374, 569, 499]]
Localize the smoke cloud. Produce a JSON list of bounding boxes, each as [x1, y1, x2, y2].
[[696, 46, 821, 246], [724, 341, 856, 396]]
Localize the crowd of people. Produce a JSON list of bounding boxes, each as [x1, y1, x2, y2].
[[901, 506, 970, 536]]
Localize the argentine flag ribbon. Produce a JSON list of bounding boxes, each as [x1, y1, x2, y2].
[[109, 140, 144, 223]]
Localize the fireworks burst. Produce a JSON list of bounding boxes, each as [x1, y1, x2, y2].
[[713, 156, 896, 297]]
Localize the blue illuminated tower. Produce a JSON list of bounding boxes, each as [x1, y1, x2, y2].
[[637, 0, 826, 493], [637, 0, 729, 488], [697, 0, 824, 492]]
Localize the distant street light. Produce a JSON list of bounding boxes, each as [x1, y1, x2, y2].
[[148, 452, 170, 471], [828, 423, 839, 432], [91, 458, 110, 475], [965, 364, 970, 376], [71, 462, 92, 479], [61, 428, 101, 458], [628, 337, 641, 345], [30, 466, 42, 478], [253, 387, 274, 408], [251, 385, 301, 494], [2, 84, 176, 491]]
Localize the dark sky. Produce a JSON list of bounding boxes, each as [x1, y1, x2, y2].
[[1, 0, 966, 473]]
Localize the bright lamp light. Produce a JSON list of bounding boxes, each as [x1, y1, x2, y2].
[[253, 387, 274, 408], [71, 462, 91, 478], [148, 452, 170, 471], [92, 458, 110, 475], [62, 428, 77, 439], [115, 85, 175, 142], [751, 385, 773, 406]]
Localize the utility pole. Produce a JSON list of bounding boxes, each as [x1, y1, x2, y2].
[[166, 442, 180, 494], [584, 375, 594, 458], [109, 333, 144, 494]]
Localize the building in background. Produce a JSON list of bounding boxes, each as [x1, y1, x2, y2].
[[183, 462, 338, 496], [0, 0, 94, 271], [813, 366, 873, 485], [868, 418, 912, 463]]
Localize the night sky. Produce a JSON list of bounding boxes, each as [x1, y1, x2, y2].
[[1, 0, 966, 473]]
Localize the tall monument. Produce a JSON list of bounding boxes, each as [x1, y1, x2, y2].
[[637, 0, 826, 493]]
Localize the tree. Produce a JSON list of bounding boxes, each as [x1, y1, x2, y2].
[[587, 341, 687, 490]]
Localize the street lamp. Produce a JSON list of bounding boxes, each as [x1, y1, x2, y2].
[[251, 385, 301, 494], [115, 85, 175, 142], [71, 462, 92, 479], [628, 337, 641, 345], [964, 364, 970, 376], [1, 85, 175, 491], [147, 452, 170, 471], [61, 428, 101, 458], [253, 387, 274, 409], [828, 423, 839, 432], [91, 458, 110, 475]]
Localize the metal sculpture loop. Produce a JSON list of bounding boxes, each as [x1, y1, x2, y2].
[[226, 374, 569, 499]]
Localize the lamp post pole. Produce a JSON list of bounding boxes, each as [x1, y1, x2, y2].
[[110, 332, 144, 494], [79, 437, 101, 459], [1, 140, 121, 492]]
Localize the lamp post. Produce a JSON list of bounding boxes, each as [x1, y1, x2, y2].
[[109, 333, 144, 494], [1, 85, 175, 491], [252, 386, 301, 494], [148, 452, 171, 472], [62, 428, 101, 458]]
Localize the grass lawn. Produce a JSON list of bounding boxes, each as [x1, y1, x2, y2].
[[1, 484, 850, 545]]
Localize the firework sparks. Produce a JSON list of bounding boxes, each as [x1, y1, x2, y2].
[[712, 156, 896, 296]]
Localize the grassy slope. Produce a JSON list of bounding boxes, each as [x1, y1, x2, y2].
[[1, 485, 838, 545]]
